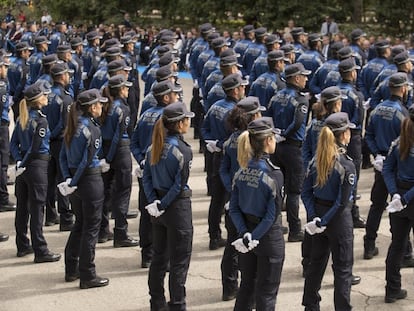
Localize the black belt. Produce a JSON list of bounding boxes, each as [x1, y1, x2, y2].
[[70, 167, 101, 175], [30, 153, 50, 161], [119, 139, 130, 146], [397, 180, 414, 190], [283, 138, 302, 147], [0, 120, 9, 126], [244, 213, 262, 225], [315, 198, 334, 207], [156, 189, 192, 198], [351, 129, 361, 134]]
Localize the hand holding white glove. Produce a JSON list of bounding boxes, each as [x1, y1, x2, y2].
[[224, 201, 230, 211], [205, 140, 221, 153], [304, 217, 326, 235], [243, 232, 259, 250], [231, 238, 249, 253], [372, 154, 385, 172], [275, 134, 286, 143], [100, 159, 110, 173], [15, 161, 26, 178], [386, 194, 406, 213], [57, 178, 77, 196], [363, 98, 371, 110], [145, 200, 165, 218]]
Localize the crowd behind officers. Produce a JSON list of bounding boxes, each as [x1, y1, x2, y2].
[[2, 15, 414, 309]]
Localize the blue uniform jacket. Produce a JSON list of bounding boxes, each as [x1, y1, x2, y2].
[[100, 97, 130, 162], [370, 73, 413, 109], [249, 70, 286, 108], [143, 134, 192, 209], [338, 81, 364, 129], [189, 39, 209, 80], [27, 51, 46, 85], [267, 84, 309, 141], [220, 131, 241, 193], [0, 80, 10, 122], [309, 59, 339, 95], [357, 57, 389, 100], [370, 64, 397, 99], [204, 82, 225, 113], [234, 39, 252, 69], [242, 43, 266, 78], [383, 138, 414, 204], [365, 96, 408, 156], [200, 55, 220, 95], [130, 103, 165, 165], [83, 45, 101, 80], [203, 69, 223, 102], [249, 54, 268, 85], [143, 63, 160, 96], [8, 57, 29, 103], [10, 108, 50, 167], [302, 117, 325, 170], [90, 66, 108, 90], [201, 96, 237, 148], [60, 114, 101, 186], [297, 50, 324, 89], [140, 92, 157, 116], [302, 151, 356, 226], [230, 155, 284, 240]]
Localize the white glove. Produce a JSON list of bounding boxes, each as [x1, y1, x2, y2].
[[224, 201, 230, 211], [372, 154, 385, 172], [363, 98, 371, 110], [386, 194, 406, 213], [7, 166, 16, 183], [304, 217, 326, 235], [243, 232, 259, 250], [81, 72, 88, 80], [100, 159, 110, 173], [145, 200, 165, 218], [205, 140, 221, 153], [193, 79, 199, 89], [132, 166, 143, 178], [275, 134, 286, 143], [15, 161, 26, 178], [231, 238, 249, 253], [57, 178, 77, 196]]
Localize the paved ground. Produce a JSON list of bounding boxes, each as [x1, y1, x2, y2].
[[1, 77, 414, 311]]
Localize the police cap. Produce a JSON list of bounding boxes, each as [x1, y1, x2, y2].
[[108, 59, 132, 73], [221, 73, 248, 91], [70, 37, 83, 48], [105, 46, 122, 57], [391, 45, 406, 58], [337, 47, 355, 60], [34, 35, 50, 45], [120, 35, 134, 45], [42, 54, 58, 66], [308, 33, 322, 42], [265, 34, 282, 45], [104, 38, 123, 48], [248, 117, 278, 135], [152, 80, 182, 96], [267, 50, 287, 62], [163, 101, 195, 122], [242, 25, 255, 34], [157, 45, 176, 57], [220, 48, 239, 58], [280, 44, 295, 55], [393, 51, 411, 65], [86, 30, 102, 41], [211, 37, 230, 49], [57, 44, 72, 54], [389, 72, 409, 88], [285, 63, 311, 78], [350, 28, 366, 41], [200, 23, 214, 34], [78, 89, 108, 106], [51, 62, 74, 76], [108, 74, 133, 88], [375, 40, 390, 50], [237, 96, 266, 115], [291, 27, 307, 37], [16, 41, 33, 52], [24, 81, 51, 101], [338, 58, 360, 73], [325, 112, 356, 132], [321, 86, 346, 103], [254, 27, 267, 38], [156, 65, 178, 81], [159, 52, 180, 67]]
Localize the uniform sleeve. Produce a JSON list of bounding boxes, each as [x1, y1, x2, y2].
[[130, 118, 144, 164], [301, 164, 316, 221], [382, 144, 399, 197], [302, 125, 313, 170], [282, 97, 308, 138], [10, 125, 22, 162], [142, 150, 157, 203], [59, 144, 71, 180], [20, 117, 48, 167], [309, 69, 322, 95], [364, 111, 379, 156], [229, 172, 248, 237], [201, 110, 213, 141], [105, 107, 123, 163], [69, 130, 93, 186], [219, 143, 232, 193]]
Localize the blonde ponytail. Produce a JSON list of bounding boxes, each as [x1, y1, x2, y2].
[[237, 130, 252, 168], [18, 99, 29, 130], [315, 126, 338, 187]]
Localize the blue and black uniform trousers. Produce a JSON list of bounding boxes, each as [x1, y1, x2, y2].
[[138, 176, 152, 262], [15, 156, 50, 256], [302, 200, 353, 311], [65, 167, 103, 281], [149, 190, 193, 311], [0, 122, 10, 205], [46, 139, 72, 225], [348, 129, 363, 221], [386, 180, 414, 296], [101, 140, 132, 241], [271, 139, 304, 234], [234, 214, 284, 311]]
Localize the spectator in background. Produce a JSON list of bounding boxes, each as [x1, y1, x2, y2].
[[321, 16, 339, 37], [41, 10, 52, 25], [284, 19, 295, 35]]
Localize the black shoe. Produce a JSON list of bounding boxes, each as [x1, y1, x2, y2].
[[126, 210, 138, 219], [65, 272, 80, 282], [113, 236, 139, 248], [282, 226, 288, 235], [34, 251, 61, 263], [17, 248, 34, 257], [45, 218, 60, 227], [353, 217, 366, 228], [0, 201, 16, 212], [0, 232, 9, 242], [98, 232, 114, 243], [363, 246, 379, 260], [222, 288, 238, 301], [288, 231, 304, 242], [351, 275, 361, 285], [401, 257, 414, 268], [80, 276, 109, 289], [209, 238, 227, 250], [385, 289, 407, 303], [60, 223, 74, 232]]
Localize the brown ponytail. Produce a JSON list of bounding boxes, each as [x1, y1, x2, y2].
[[400, 117, 414, 160]]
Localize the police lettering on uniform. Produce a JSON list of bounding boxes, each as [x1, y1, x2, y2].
[[142, 102, 194, 310], [302, 112, 356, 311], [59, 89, 109, 289], [230, 117, 285, 310], [99, 74, 138, 248], [268, 62, 310, 242], [10, 81, 61, 263], [382, 105, 414, 304]]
